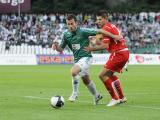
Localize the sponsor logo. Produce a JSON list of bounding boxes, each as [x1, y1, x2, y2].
[[135, 55, 144, 63], [0, 0, 24, 6], [37, 55, 74, 64]]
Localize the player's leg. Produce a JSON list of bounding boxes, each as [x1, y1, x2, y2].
[[110, 51, 129, 103], [68, 64, 81, 102], [78, 57, 102, 105], [81, 75, 102, 105], [102, 51, 129, 105], [99, 68, 120, 106], [100, 70, 125, 101], [81, 75, 99, 97], [112, 75, 127, 103], [69, 57, 93, 102]]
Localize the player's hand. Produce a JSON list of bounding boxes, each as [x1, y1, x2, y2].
[[113, 35, 123, 41], [88, 36, 97, 45], [88, 36, 96, 40], [84, 46, 92, 52], [95, 34, 103, 40], [89, 34, 102, 45], [52, 42, 59, 50]]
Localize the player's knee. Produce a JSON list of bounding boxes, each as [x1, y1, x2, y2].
[[83, 79, 90, 85], [99, 73, 110, 82], [106, 70, 114, 78], [71, 66, 81, 77], [99, 73, 104, 81], [71, 71, 78, 77], [81, 76, 90, 85], [98, 74, 102, 79]]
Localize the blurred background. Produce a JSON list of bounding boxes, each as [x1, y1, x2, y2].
[[0, 0, 160, 57]]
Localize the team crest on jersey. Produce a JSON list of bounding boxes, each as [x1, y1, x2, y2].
[[72, 44, 80, 50]]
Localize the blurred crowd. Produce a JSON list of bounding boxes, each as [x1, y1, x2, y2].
[[0, 12, 160, 54]]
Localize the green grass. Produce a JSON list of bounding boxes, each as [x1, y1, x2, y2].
[[0, 65, 160, 120]]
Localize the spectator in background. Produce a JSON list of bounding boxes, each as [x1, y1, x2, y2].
[[0, 12, 160, 54]]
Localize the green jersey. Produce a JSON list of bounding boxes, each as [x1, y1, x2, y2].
[[60, 27, 97, 63]]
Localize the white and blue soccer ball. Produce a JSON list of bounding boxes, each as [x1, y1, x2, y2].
[[50, 95, 65, 109]]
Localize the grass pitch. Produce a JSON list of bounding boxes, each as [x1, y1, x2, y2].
[[0, 65, 160, 120]]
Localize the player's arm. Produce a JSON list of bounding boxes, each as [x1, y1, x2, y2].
[[88, 34, 103, 45], [97, 29, 122, 41], [52, 42, 64, 52], [84, 43, 109, 52], [83, 28, 122, 41], [52, 34, 66, 52]]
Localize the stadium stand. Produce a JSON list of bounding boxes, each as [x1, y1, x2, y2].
[[0, 12, 160, 54]]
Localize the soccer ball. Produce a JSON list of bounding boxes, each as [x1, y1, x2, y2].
[[50, 95, 65, 109]]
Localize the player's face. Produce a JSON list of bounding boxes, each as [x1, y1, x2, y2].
[[96, 16, 106, 28], [66, 19, 77, 32]]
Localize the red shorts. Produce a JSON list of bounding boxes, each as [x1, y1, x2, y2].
[[104, 50, 130, 73]]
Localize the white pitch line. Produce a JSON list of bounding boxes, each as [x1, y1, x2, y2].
[[24, 96, 160, 110], [122, 105, 160, 110], [24, 96, 50, 100], [24, 96, 90, 103], [126, 93, 160, 95]]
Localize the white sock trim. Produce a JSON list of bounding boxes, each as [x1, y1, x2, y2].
[[111, 80, 119, 96], [72, 75, 80, 94]]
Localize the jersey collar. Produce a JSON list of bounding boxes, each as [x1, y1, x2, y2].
[[70, 27, 80, 36]]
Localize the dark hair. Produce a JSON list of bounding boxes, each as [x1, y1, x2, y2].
[[97, 10, 108, 18], [66, 14, 77, 21]]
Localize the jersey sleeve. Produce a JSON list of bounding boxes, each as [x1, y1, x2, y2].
[[111, 24, 120, 35], [103, 23, 120, 35], [60, 34, 67, 49], [82, 28, 97, 37]]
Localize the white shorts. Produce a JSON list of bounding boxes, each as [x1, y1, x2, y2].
[[74, 57, 93, 77]]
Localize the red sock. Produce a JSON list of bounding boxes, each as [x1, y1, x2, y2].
[[111, 76, 124, 99], [103, 78, 119, 100]]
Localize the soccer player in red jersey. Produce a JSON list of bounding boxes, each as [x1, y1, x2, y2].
[[85, 10, 130, 106]]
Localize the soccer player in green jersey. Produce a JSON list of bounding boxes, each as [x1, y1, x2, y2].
[[52, 14, 121, 105]]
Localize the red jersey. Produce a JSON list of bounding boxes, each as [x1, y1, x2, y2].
[[102, 22, 127, 53]]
